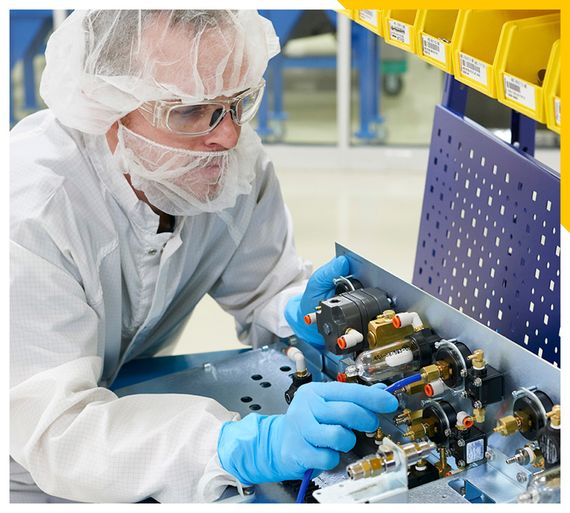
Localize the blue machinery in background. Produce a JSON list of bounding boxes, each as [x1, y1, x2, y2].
[[9, 10, 53, 125], [258, 10, 384, 140]]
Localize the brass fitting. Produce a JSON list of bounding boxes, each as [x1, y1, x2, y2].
[[435, 447, 452, 477], [403, 380, 425, 395], [403, 422, 428, 440], [346, 454, 387, 480], [467, 349, 486, 370], [420, 360, 451, 383], [374, 427, 385, 444], [473, 407, 486, 423], [546, 404, 560, 428], [367, 310, 414, 349], [394, 408, 423, 426], [494, 415, 523, 436]]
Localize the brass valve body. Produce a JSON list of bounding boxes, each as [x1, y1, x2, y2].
[[367, 310, 414, 349]]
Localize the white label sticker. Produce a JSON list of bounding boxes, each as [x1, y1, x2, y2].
[[504, 74, 536, 111], [358, 10, 378, 27], [466, 439, 485, 464], [422, 34, 446, 64], [555, 97, 561, 126], [460, 53, 488, 86], [389, 20, 411, 45]]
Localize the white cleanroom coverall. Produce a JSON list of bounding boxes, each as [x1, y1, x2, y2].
[[10, 109, 308, 503]]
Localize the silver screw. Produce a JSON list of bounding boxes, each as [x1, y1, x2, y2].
[[457, 439, 466, 447], [461, 391, 469, 399], [460, 369, 468, 378], [516, 472, 528, 483], [444, 428, 452, 437], [261, 345, 269, 351], [457, 460, 466, 468], [485, 450, 495, 461], [203, 362, 212, 370], [474, 377, 482, 387], [473, 400, 483, 409]]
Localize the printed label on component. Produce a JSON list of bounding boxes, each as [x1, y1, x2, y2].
[[422, 34, 446, 64], [503, 74, 536, 111], [459, 53, 488, 86], [554, 97, 561, 126], [466, 439, 485, 464], [389, 20, 411, 46], [358, 10, 378, 26]]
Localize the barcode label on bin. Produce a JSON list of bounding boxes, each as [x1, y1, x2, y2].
[[358, 10, 378, 26], [554, 97, 561, 125], [460, 53, 487, 86], [504, 74, 536, 111], [389, 20, 411, 45], [422, 34, 446, 63]]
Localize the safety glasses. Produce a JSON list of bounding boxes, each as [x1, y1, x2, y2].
[[138, 80, 265, 137]]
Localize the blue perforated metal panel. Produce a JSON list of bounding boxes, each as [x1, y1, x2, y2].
[[413, 105, 560, 365]]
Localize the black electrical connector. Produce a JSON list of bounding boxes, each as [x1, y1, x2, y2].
[[465, 364, 504, 408], [316, 287, 391, 355], [449, 425, 487, 467], [538, 421, 560, 469], [284, 371, 313, 405]]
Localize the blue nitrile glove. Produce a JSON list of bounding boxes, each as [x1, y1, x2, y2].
[[284, 256, 350, 347], [217, 381, 398, 485]]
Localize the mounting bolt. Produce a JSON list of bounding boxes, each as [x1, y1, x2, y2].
[[457, 439, 466, 447], [444, 428, 452, 437], [457, 460, 466, 468], [485, 450, 495, 461], [473, 400, 483, 409], [460, 369, 468, 378], [473, 377, 482, 387], [516, 472, 528, 483]]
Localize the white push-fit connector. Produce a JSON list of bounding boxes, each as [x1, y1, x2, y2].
[[286, 347, 307, 374], [392, 312, 424, 331], [337, 329, 364, 350]]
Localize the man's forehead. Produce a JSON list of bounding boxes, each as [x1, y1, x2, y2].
[[137, 13, 251, 100]]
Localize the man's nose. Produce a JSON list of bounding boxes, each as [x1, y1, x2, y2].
[[204, 110, 240, 150]]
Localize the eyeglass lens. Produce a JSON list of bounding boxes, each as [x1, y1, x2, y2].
[[167, 87, 262, 135]]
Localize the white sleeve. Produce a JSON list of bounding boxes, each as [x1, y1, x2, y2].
[[209, 156, 311, 348], [10, 240, 241, 503]]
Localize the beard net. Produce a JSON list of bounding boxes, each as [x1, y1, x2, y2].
[[113, 122, 262, 216]]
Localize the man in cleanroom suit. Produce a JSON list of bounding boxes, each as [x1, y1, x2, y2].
[[10, 10, 397, 503]]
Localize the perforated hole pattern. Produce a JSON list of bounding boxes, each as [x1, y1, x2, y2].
[[413, 106, 560, 366]]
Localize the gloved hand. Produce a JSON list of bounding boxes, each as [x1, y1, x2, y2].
[[284, 256, 350, 347], [217, 381, 398, 485]]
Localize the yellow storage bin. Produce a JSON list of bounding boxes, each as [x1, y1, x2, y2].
[[352, 9, 384, 37], [452, 10, 553, 98], [495, 14, 560, 124], [415, 10, 459, 73], [383, 10, 419, 54], [543, 40, 561, 133]]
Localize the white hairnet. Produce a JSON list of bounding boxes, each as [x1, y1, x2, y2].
[[40, 10, 280, 134]]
